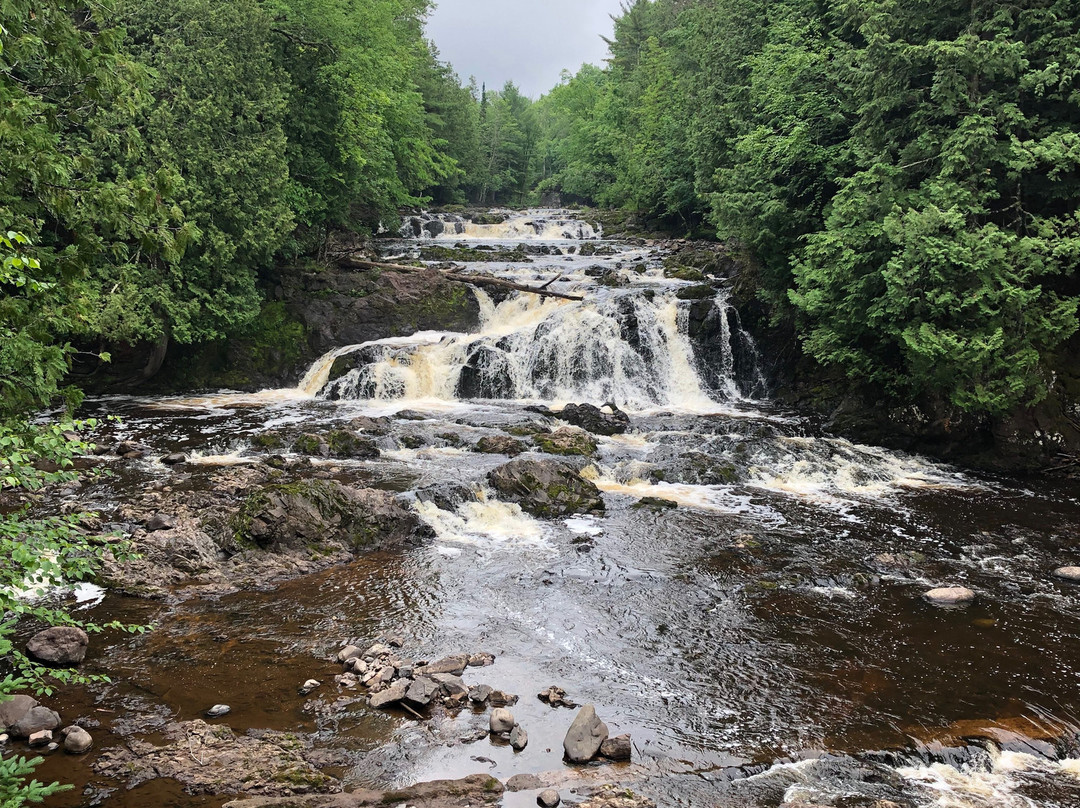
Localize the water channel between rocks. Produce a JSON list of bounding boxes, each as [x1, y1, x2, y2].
[[23, 210, 1080, 807]]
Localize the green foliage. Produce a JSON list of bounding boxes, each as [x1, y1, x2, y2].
[[537, 0, 1080, 416], [0, 419, 146, 806]]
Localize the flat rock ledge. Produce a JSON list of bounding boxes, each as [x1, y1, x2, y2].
[[222, 773, 504, 807]]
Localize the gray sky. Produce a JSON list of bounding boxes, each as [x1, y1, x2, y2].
[[425, 0, 625, 99]]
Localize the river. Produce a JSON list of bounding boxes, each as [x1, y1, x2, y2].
[[26, 210, 1080, 807]]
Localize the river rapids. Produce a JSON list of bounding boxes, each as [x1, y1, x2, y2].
[[23, 210, 1080, 808]]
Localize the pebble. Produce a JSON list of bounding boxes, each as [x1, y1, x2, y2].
[[300, 679, 321, 695], [490, 689, 519, 706], [923, 586, 976, 606], [205, 705, 231, 718], [468, 652, 496, 668], [1053, 566, 1080, 582], [490, 708, 516, 734], [538, 789, 561, 808], [337, 645, 363, 663], [469, 685, 493, 704], [0, 734, 8, 744], [600, 733, 632, 761], [28, 730, 52, 747]]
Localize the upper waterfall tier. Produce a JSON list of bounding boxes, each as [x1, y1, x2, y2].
[[400, 209, 600, 241]]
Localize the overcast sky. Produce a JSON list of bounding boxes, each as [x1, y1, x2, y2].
[[425, 0, 625, 99]]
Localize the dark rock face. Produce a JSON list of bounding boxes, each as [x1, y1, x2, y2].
[[488, 459, 604, 518], [292, 430, 380, 460], [550, 403, 630, 436], [533, 428, 598, 458], [233, 480, 423, 553], [474, 435, 527, 456], [26, 626, 89, 666]]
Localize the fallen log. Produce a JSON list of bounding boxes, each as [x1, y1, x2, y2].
[[340, 258, 585, 302]]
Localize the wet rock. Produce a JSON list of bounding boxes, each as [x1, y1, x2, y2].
[[431, 673, 468, 698], [146, 513, 178, 532], [538, 685, 577, 708], [538, 790, 561, 808], [26, 626, 89, 665], [563, 704, 608, 763], [0, 695, 38, 730], [488, 459, 604, 518], [490, 690, 519, 706], [205, 705, 231, 718], [600, 733, 632, 761], [416, 653, 469, 676], [469, 685, 493, 704], [1053, 566, 1080, 582], [509, 725, 529, 751], [633, 496, 678, 511], [161, 453, 187, 465], [923, 587, 976, 606], [533, 427, 598, 458], [475, 436, 527, 456], [577, 786, 656, 808], [62, 725, 94, 754], [334, 673, 359, 689], [96, 719, 335, 797], [233, 480, 423, 554], [300, 680, 321, 695], [28, 729, 52, 747], [551, 403, 630, 436], [221, 773, 503, 807], [507, 773, 546, 792], [12, 706, 61, 739], [369, 679, 408, 709], [468, 652, 495, 667], [406, 677, 442, 706], [490, 708, 516, 734], [337, 645, 363, 663]]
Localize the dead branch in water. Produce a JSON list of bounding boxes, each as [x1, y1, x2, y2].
[[339, 257, 585, 302]]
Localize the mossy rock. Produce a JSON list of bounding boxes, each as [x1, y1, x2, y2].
[[251, 432, 285, 450], [633, 496, 679, 511], [676, 284, 717, 301], [475, 435, 527, 456], [231, 479, 421, 553], [665, 266, 706, 282], [488, 458, 604, 518], [292, 434, 326, 456], [533, 428, 598, 458]]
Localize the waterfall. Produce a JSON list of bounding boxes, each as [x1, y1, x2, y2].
[[400, 209, 601, 241], [311, 288, 763, 411]]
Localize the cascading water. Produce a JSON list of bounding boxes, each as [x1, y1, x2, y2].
[[317, 288, 755, 409], [400, 208, 601, 241]]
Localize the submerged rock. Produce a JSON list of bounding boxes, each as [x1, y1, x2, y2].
[[26, 626, 89, 666], [923, 587, 976, 606], [96, 719, 335, 797], [563, 704, 609, 763], [221, 773, 504, 807], [488, 459, 604, 518], [62, 726, 94, 754]]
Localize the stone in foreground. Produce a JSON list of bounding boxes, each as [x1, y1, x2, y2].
[[509, 724, 528, 751], [538, 789, 561, 808], [369, 680, 408, 709], [12, 706, 61, 739], [923, 587, 976, 606], [26, 626, 89, 665], [600, 733, 632, 761], [488, 459, 604, 518], [62, 726, 94, 754], [563, 704, 609, 763], [1053, 566, 1080, 582]]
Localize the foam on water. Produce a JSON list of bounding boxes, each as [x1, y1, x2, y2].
[[413, 492, 551, 551]]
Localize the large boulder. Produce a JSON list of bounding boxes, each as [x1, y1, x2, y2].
[[11, 705, 62, 739], [488, 459, 604, 518], [233, 480, 423, 553], [563, 704, 609, 763], [0, 695, 38, 730], [26, 626, 89, 665]]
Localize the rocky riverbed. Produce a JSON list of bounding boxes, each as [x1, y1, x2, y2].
[[7, 210, 1080, 808]]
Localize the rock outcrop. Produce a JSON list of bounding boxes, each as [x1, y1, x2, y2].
[[488, 459, 604, 518]]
